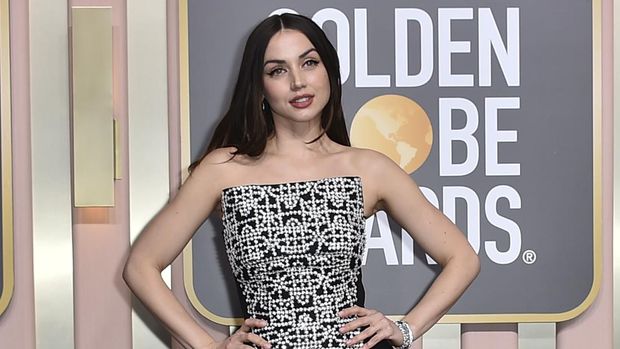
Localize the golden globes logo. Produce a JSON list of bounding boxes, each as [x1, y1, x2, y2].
[[350, 97, 523, 267], [350, 94, 432, 174], [271, 6, 525, 267]]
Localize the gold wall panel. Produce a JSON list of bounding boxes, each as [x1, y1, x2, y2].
[[179, 0, 190, 183], [71, 7, 114, 207], [30, 0, 74, 347], [0, 0, 14, 316], [127, 0, 171, 348]]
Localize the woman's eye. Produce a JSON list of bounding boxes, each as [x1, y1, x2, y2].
[[303, 59, 319, 68], [267, 67, 285, 76]]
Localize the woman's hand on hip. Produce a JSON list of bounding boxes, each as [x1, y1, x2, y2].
[[339, 306, 403, 349], [213, 318, 271, 349]]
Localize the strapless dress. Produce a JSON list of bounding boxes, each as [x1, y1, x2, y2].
[[221, 176, 392, 349]]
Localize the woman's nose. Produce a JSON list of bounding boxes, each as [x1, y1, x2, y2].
[[290, 69, 307, 90]]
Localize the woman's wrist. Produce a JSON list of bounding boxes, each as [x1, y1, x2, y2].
[[391, 320, 414, 349], [194, 343, 218, 349], [191, 337, 219, 349]]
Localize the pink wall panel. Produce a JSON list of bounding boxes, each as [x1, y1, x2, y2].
[[73, 223, 131, 349], [0, 0, 35, 348], [71, 0, 132, 348]]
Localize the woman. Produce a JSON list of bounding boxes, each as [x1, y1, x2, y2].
[[124, 13, 480, 349]]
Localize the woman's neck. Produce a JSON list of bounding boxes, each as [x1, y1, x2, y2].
[[265, 130, 335, 158]]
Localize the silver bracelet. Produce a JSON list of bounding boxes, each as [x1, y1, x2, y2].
[[392, 320, 414, 349]]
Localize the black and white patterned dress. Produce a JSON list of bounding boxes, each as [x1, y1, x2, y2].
[[221, 176, 390, 348]]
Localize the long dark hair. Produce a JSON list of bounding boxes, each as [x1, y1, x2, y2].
[[190, 13, 349, 171]]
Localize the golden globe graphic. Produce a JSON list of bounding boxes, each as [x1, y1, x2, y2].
[[350, 95, 433, 174]]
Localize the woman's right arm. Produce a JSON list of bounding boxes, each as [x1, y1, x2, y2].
[[123, 149, 269, 349], [123, 152, 223, 348]]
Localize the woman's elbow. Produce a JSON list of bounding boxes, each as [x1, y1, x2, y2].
[[466, 249, 481, 280], [122, 253, 145, 289]]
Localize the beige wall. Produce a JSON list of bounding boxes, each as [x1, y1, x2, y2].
[[0, 0, 616, 348]]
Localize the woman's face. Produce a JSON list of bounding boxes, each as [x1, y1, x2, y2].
[[262, 29, 330, 127]]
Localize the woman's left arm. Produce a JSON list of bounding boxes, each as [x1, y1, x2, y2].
[[340, 150, 480, 348]]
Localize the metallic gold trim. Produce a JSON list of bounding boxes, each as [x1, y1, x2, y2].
[[179, 0, 191, 184], [71, 7, 114, 207], [177, 0, 235, 324], [177, 0, 240, 324], [184, 241, 239, 325], [178, 0, 241, 324], [181, 0, 604, 324], [0, 0, 14, 316]]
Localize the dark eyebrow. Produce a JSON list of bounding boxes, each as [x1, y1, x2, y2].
[[299, 48, 318, 58], [263, 48, 318, 67]]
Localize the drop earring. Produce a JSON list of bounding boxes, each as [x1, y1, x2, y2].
[[262, 99, 267, 111]]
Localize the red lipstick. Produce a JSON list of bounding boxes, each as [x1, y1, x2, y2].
[[289, 94, 314, 109]]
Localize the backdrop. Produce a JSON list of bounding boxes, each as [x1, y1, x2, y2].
[[182, 0, 600, 323]]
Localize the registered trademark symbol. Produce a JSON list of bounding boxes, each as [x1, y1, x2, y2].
[[522, 250, 537, 264]]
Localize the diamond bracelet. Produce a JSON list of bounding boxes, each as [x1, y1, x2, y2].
[[392, 320, 414, 349]]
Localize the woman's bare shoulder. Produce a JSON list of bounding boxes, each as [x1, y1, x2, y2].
[[344, 146, 412, 189], [191, 146, 264, 190], [343, 146, 398, 173], [189, 147, 245, 188], [196, 146, 239, 165]]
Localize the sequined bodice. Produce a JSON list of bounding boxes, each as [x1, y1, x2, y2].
[[221, 176, 366, 348]]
